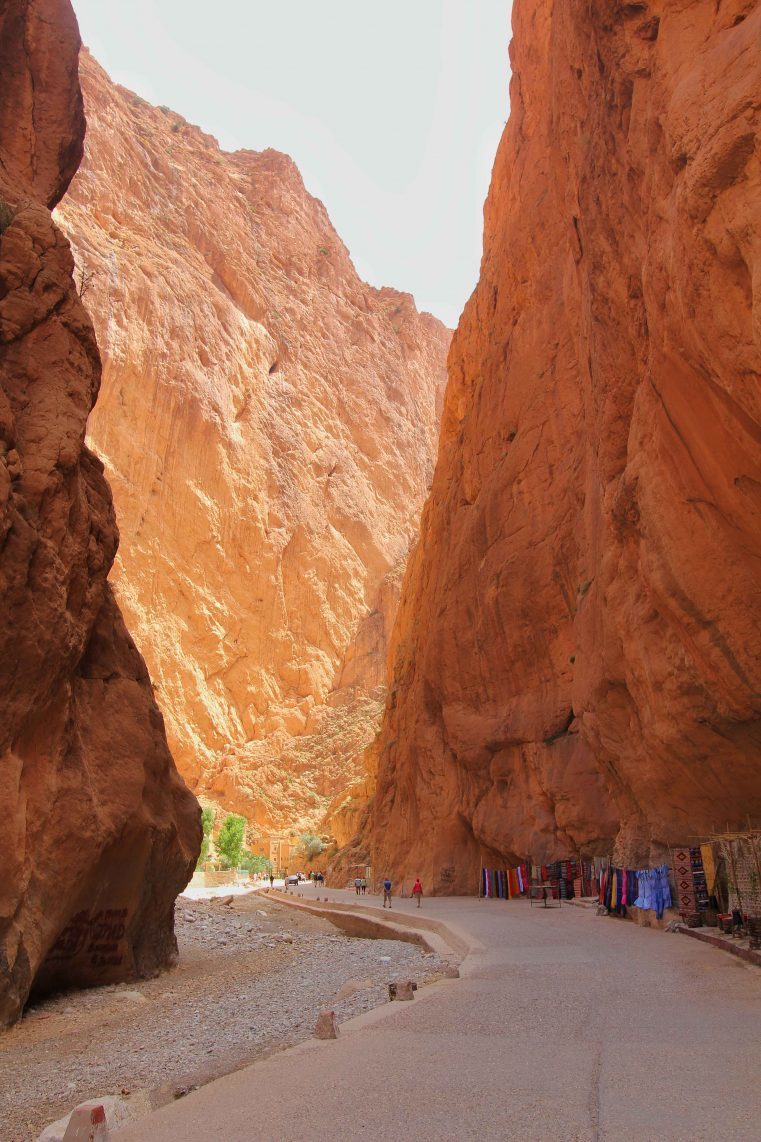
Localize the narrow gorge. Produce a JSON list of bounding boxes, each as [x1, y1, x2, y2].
[[356, 0, 761, 892], [2, 0, 760, 1039]]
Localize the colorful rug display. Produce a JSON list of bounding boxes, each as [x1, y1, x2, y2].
[[599, 867, 639, 915], [690, 847, 710, 910], [700, 843, 718, 897], [480, 865, 529, 899], [672, 848, 698, 914], [480, 837, 761, 921], [573, 861, 598, 898], [528, 860, 596, 900]]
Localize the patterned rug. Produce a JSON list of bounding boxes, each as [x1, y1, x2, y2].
[[672, 848, 697, 913]]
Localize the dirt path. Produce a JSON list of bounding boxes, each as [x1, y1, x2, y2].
[[0, 894, 446, 1140]]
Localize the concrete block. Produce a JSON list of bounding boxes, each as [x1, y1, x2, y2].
[[62, 1103, 107, 1141], [314, 1009, 339, 1039]]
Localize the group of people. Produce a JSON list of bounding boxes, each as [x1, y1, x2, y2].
[[265, 871, 325, 888], [352, 876, 424, 908]]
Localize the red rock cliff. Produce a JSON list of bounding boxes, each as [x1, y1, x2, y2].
[[56, 54, 449, 840], [0, 0, 200, 1024], [364, 0, 761, 891]]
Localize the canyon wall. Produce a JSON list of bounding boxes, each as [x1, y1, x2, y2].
[[56, 53, 449, 838], [0, 0, 200, 1024], [363, 0, 761, 892]]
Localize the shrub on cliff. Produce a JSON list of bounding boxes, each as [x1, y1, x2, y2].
[[298, 832, 325, 860]]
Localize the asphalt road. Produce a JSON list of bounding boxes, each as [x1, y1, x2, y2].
[[116, 892, 761, 1141]]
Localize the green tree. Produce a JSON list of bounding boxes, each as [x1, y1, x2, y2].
[[196, 806, 215, 869], [216, 813, 246, 869], [239, 851, 272, 874], [298, 832, 325, 861]]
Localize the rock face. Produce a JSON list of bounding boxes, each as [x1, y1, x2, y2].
[[363, 0, 761, 892], [0, 0, 200, 1025], [56, 53, 449, 837]]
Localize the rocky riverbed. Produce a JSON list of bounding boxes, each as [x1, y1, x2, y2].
[[0, 894, 449, 1140]]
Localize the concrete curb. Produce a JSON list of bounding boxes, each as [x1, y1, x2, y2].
[[678, 925, 761, 968], [261, 890, 472, 961]]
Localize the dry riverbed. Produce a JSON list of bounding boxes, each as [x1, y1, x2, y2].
[[1, 894, 449, 1141]]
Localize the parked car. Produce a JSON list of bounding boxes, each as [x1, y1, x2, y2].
[[286, 874, 300, 886]]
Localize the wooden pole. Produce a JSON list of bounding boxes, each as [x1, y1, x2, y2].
[[747, 831, 761, 916], [726, 837, 745, 916]]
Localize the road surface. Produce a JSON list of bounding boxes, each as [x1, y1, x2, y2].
[[116, 891, 761, 1141]]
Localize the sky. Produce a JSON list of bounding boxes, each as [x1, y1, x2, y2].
[[70, 1, 513, 329]]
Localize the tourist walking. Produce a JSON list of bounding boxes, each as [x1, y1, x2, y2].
[[412, 877, 423, 907], [382, 877, 392, 908], [361, 877, 367, 895], [354, 876, 362, 895]]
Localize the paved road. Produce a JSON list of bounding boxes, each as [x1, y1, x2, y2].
[[116, 892, 761, 1141]]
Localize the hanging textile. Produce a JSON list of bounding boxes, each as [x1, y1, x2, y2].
[[690, 847, 710, 910], [672, 848, 698, 914], [598, 866, 640, 916], [700, 844, 717, 898], [633, 865, 672, 919], [480, 865, 529, 899]]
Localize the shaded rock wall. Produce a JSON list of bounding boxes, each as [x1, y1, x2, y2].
[[0, 0, 200, 1024], [364, 0, 761, 892], [56, 54, 449, 837]]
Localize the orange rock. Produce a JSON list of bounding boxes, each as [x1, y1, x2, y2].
[[363, 0, 761, 890], [55, 54, 449, 837], [0, 0, 200, 1025]]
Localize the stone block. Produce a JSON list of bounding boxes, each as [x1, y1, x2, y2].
[[314, 1009, 339, 1039], [62, 1103, 107, 1141]]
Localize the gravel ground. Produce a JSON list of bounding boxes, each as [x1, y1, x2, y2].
[[0, 895, 448, 1141]]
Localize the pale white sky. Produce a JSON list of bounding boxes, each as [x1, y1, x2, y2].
[[70, 1, 513, 328]]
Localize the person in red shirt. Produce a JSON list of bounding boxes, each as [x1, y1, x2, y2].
[[412, 878, 423, 908]]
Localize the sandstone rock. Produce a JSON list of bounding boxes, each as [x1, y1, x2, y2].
[[363, 0, 761, 888], [313, 1009, 339, 1039], [55, 54, 449, 838], [439, 965, 460, 979], [0, 0, 84, 209], [0, 0, 200, 1026], [388, 979, 415, 1001]]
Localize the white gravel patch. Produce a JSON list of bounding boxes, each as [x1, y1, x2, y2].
[[0, 897, 449, 1141]]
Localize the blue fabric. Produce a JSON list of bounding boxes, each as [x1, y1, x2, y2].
[[634, 864, 672, 918]]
